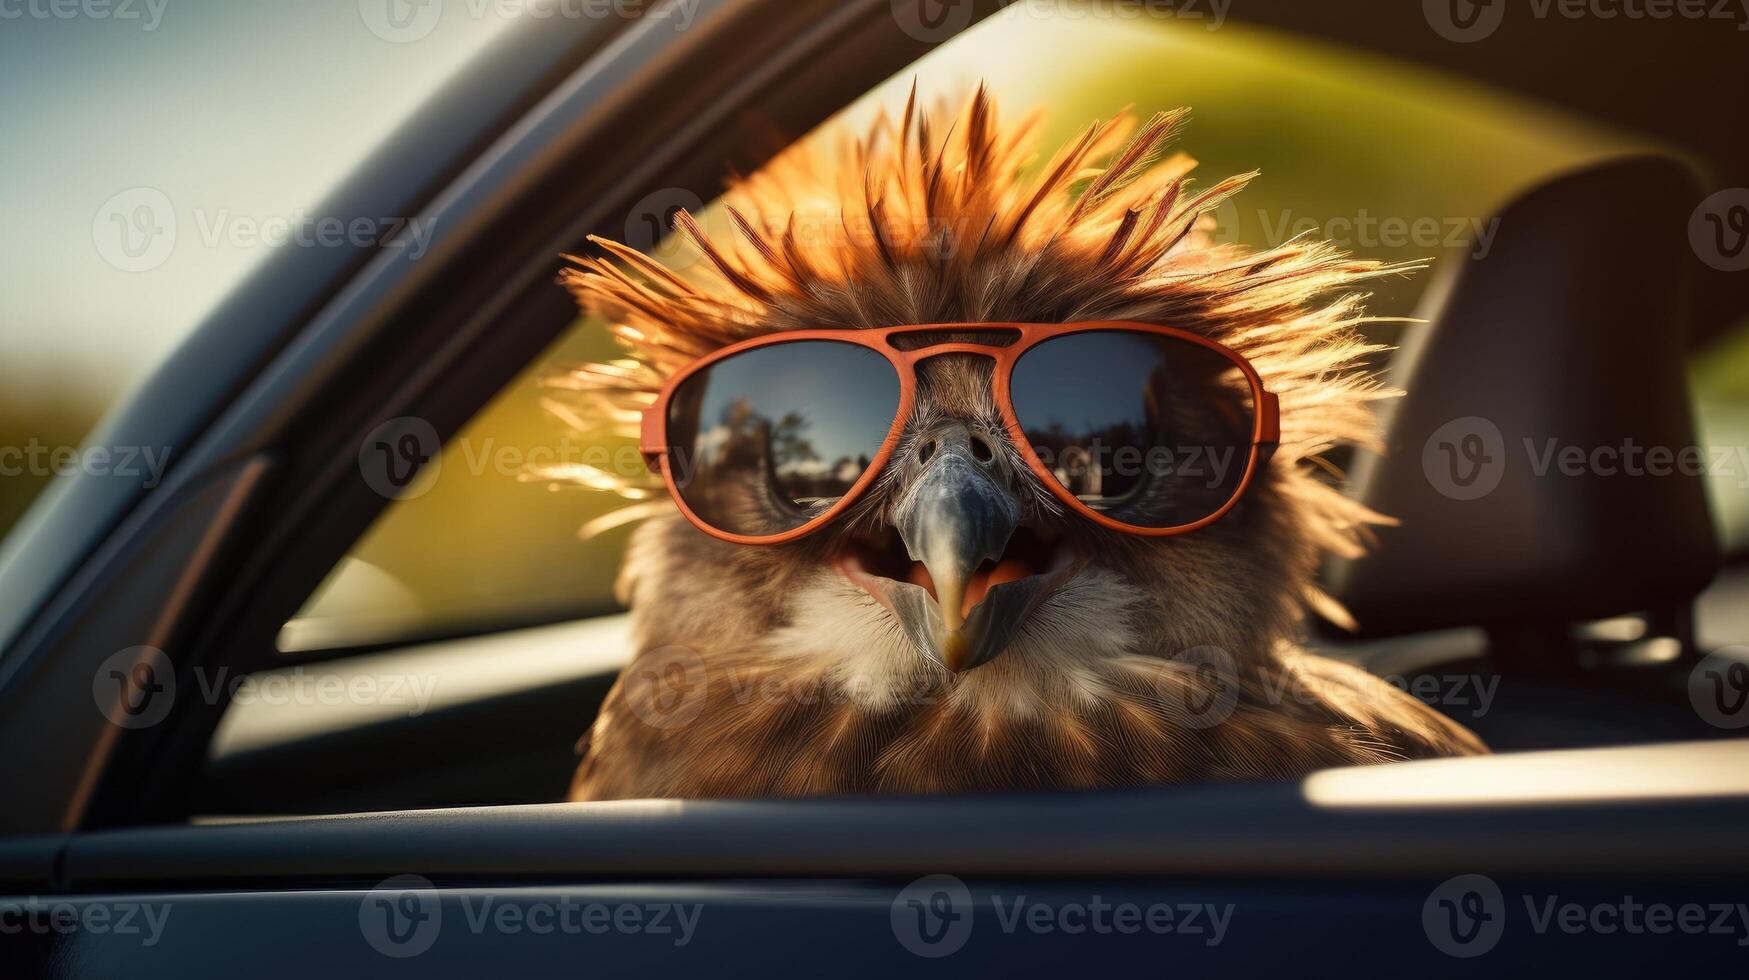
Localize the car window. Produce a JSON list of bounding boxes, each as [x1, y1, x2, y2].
[[284, 3, 1648, 652]]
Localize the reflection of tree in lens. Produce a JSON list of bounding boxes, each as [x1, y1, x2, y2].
[[771, 412, 817, 471]]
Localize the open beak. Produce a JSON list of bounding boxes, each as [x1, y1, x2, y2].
[[836, 429, 1081, 672], [898, 439, 1018, 639]]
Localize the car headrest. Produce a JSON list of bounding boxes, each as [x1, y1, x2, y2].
[[1324, 156, 1720, 638]]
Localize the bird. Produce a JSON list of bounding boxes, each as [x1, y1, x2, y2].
[[550, 86, 1486, 801]]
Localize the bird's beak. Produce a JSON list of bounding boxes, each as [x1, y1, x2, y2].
[[888, 435, 1037, 672], [836, 425, 1083, 673], [897, 443, 1019, 636]]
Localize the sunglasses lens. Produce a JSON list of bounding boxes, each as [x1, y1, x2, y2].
[[1010, 331, 1256, 529], [666, 340, 900, 537]]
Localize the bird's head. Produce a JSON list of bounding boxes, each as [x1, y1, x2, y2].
[[554, 87, 1404, 699]]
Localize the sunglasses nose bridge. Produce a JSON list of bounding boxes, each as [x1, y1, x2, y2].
[[878, 349, 1016, 493], [894, 346, 1009, 436], [904, 345, 1002, 365], [899, 346, 1004, 395]]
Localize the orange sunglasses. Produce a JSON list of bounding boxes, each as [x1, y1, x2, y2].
[[639, 320, 1280, 545]]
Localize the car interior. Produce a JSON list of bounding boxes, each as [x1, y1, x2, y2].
[[5, 0, 1749, 973]]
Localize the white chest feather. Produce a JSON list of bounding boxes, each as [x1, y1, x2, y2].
[[760, 568, 1149, 719]]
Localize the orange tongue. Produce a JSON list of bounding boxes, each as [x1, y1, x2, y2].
[[907, 559, 1034, 620]]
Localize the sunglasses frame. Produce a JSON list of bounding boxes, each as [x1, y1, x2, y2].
[[640, 320, 1280, 545]]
